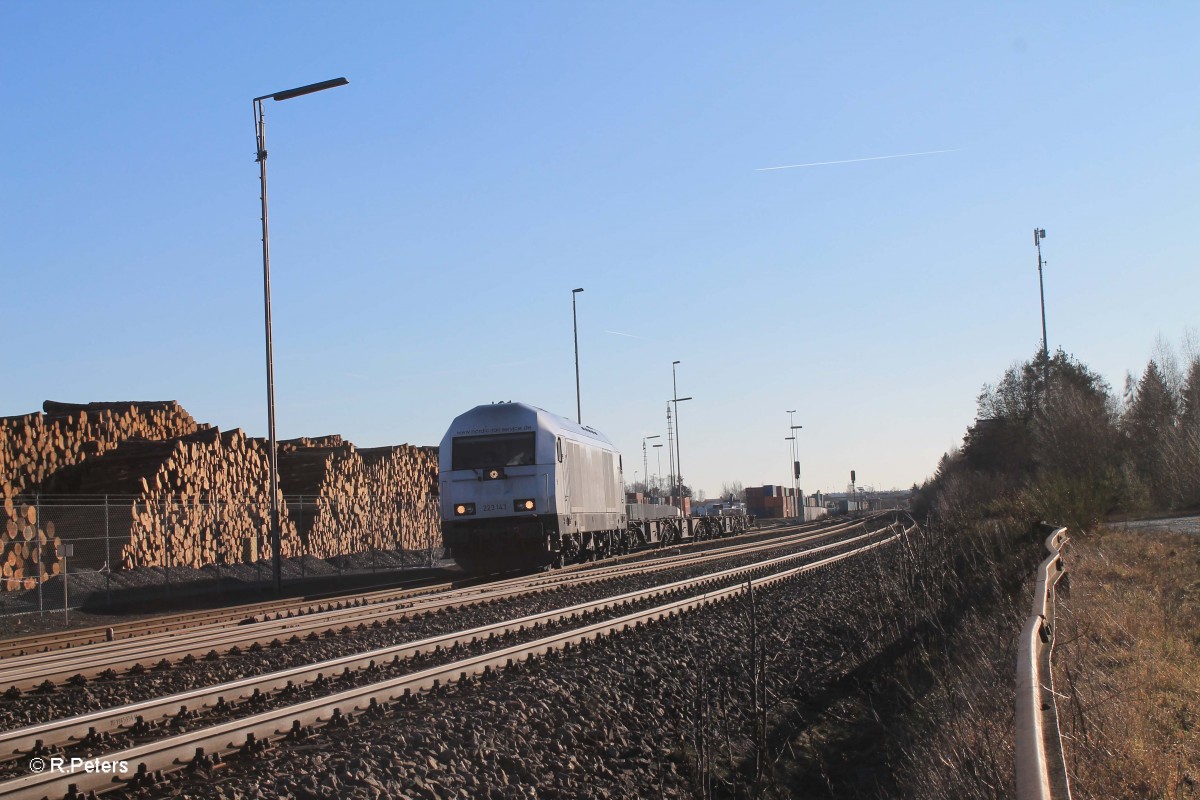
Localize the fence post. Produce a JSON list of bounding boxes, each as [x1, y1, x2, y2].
[[299, 496, 305, 579], [60, 546, 69, 625], [256, 501, 263, 589], [36, 495, 43, 615], [426, 508, 433, 569], [368, 493, 377, 574], [104, 495, 111, 608], [162, 500, 171, 601], [215, 503, 223, 597]]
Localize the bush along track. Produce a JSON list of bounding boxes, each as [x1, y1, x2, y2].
[[745, 521, 1047, 800]]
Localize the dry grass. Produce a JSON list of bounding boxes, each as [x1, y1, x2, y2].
[[1055, 527, 1200, 799]]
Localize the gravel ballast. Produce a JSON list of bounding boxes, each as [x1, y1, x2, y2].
[[62, 535, 904, 799], [0, 527, 880, 732]]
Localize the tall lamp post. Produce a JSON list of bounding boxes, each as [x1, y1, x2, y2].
[[784, 435, 796, 518], [1034, 228, 1048, 363], [1034, 227, 1050, 388], [671, 360, 692, 511], [786, 410, 797, 517], [653, 443, 664, 500], [253, 76, 348, 592], [572, 288, 584, 423], [642, 435, 660, 496], [791, 423, 803, 510]]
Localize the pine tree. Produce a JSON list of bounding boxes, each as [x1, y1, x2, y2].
[[1174, 358, 1200, 506], [1124, 361, 1180, 507]]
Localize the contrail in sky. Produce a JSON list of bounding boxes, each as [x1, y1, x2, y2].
[[756, 148, 959, 171], [605, 330, 649, 340]]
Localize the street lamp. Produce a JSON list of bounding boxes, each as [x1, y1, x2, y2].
[[671, 360, 691, 511], [253, 76, 348, 592], [642, 435, 660, 496], [572, 288, 584, 423], [791, 423, 803, 510], [785, 435, 796, 520], [786, 410, 797, 517]]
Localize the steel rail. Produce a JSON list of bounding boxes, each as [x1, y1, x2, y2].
[[1015, 525, 1072, 800], [0, 519, 855, 678], [0, 519, 871, 691], [0, 531, 902, 800], [0, 525, 896, 762], [0, 517, 838, 658], [0, 580, 459, 659]]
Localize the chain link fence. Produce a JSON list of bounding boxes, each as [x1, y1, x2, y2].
[[0, 496, 446, 619]]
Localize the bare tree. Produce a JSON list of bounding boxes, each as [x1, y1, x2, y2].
[[720, 481, 746, 503]]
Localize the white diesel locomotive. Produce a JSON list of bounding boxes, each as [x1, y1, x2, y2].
[[439, 402, 748, 571]]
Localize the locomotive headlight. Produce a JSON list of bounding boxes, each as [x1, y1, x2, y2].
[[454, 503, 476, 516], [514, 498, 536, 512]]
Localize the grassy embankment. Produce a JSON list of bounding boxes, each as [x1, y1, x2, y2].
[[1056, 525, 1200, 799]]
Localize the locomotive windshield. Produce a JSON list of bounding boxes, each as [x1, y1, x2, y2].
[[452, 432, 537, 469]]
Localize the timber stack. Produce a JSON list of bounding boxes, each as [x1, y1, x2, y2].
[[0, 401, 440, 591], [39, 426, 300, 569], [1, 401, 201, 590], [278, 442, 439, 557]]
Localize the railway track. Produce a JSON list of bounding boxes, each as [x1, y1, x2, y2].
[[0, 517, 872, 693], [0, 525, 892, 762], [0, 575, 459, 660], [0, 522, 907, 800], [0, 517, 834, 660]]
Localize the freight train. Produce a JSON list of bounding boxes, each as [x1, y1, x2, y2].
[[439, 402, 749, 571]]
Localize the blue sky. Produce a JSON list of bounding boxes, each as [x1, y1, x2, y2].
[[3, 2, 1197, 497]]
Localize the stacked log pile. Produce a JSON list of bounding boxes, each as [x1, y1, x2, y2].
[[279, 435, 344, 452], [1, 401, 202, 590], [279, 442, 440, 557], [1, 401, 201, 493], [0, 400, 441, 590], [1, 503, 61, 591], [40, 427, 300, 569], [360, 445, 440, 553]]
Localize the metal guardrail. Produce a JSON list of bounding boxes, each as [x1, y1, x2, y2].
[[1015, 525, 1072, 800]]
